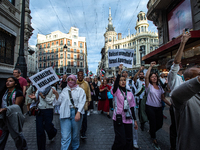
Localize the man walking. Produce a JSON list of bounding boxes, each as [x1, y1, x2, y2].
[[77, 71, 91, 139]]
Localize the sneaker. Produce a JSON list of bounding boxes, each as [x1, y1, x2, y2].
[[81, 135, 87, 139], [134, 144, 139, 149], [87, 111, 90, 116], [152, 139, 160, 150]]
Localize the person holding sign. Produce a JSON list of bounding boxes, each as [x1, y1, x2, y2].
[[28, 85, 57, 150], [111, 64, 138, 150], [52, 74, 86, 150]]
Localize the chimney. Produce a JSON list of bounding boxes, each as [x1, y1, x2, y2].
[[118, 33, 122, 40]]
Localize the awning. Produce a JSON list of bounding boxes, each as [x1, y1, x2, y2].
[[0, 23, 17, 36], [142, 30, 200, 63]]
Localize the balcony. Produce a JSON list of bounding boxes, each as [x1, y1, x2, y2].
[[67, 44, 71, 46]]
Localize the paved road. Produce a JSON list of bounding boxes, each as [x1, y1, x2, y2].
[[5, 103, 171, 150]]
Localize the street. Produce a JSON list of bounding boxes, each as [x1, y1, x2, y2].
[[5, 103, 171, 150]]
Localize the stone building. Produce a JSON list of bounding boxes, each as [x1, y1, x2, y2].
[[98, 8, 159, 77], [143, 0, 200, 71], [36, 27, 88, 75], [0, 0, 33, 90], [27, 45, 38, 77]]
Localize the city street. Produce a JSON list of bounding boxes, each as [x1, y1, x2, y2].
[[5, 102, 171, 150]]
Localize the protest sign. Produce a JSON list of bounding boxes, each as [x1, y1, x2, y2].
[[108, 49, 134, 68], [29, 67, 59, 91]]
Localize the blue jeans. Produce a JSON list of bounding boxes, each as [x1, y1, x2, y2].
[[60, 108, 82, 150], [36, 109, 57, 150]]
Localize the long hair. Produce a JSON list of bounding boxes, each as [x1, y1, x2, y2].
[[149, 72, 159, 85], [0, 77, 22, 107]]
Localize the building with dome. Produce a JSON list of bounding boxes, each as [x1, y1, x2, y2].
[[98, 9, 159, 77]]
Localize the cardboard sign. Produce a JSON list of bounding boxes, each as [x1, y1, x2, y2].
[[108, 49, 134, 68], [29, 67, 59, 91]]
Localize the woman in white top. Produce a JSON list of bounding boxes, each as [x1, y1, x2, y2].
[[52, 74, 86, 150]]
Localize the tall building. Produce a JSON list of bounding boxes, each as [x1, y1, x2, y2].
[[36, 27, 88, 75], [27, 45, 38, 77], [99, 8, 159, 77], [0, 0, 33, 90], [143, 0, 200, 71]]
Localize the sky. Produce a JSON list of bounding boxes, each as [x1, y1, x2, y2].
[[29, 0, 157, 74]]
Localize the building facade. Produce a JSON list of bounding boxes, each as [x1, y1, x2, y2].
[[27, 45, 38, 77], [0, 0, 33, 90], [143, 0, 200, 71], [99, 8, 159, 77], [36, 27, 88, 75]]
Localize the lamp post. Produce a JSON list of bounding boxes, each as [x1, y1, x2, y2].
[[15, 0, 27, 78], [139, 47, 144, 66], [63, 44, 67, 74]]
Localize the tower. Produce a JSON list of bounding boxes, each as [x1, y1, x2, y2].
[[135, 11, 149, 34]]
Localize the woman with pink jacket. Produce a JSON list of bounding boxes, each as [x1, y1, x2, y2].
[[111, 64, 138, 150]]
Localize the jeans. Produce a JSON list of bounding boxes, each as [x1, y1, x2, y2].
[[60, 108, 82, 150], [146, 105, 163, 139], [80, 110, 87, 136], [36, 109, 57, 150], [112, 121, 133, 150]]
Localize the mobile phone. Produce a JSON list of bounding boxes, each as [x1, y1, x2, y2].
[[185, 28, 189, 34]]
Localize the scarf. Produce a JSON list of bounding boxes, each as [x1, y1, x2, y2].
[[67, 75, 78, 88]]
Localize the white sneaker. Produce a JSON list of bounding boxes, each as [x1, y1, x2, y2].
[[134, 144, 139, 149], [90, 109, 93, 113], [87, 111, 90, 116]]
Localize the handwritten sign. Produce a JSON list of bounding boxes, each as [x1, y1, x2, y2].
[[29, 67, 59, 91], [108, 49, 134, 68]]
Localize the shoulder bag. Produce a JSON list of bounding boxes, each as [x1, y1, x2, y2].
[[68, 90, 78, 115]]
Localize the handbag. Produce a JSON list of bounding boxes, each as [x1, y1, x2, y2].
[[107, 91, 113, 99], [68, 90, 78, 114], [139, 86, 150, 124], [99, 90, 107, 101]]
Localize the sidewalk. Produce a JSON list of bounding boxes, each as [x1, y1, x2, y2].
[[5, 105, 171, 150]]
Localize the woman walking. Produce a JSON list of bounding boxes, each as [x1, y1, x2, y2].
[[0, 77, 27, 150], [98, 78, 111, 118], [52, 75, 86, 150], [145, 61, 171, 149], [112, 64, 138, 150]]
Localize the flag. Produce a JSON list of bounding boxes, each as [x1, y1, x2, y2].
[[52, 63, 55, 69], [89, 71, 93, 77], [56, 73, 61, 79]]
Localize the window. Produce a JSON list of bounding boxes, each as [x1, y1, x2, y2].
[[68, 48, 70, 52], [154, 39, 158, 43], [44, 44, 46, 48], [68, 61, 70, 65], [60, 60, 63, 65], [73, 35, 77, 39], [56, 41, 58, 45], [8, 0, 15, 5], [74, 42, 76, 46], [67, 41, 70, 46], [141, 26, 144, 32], [40, 64, 42, 68], [47, 56, 50, 60], [48, 43, 50, 47], [44, 56, 46, 60], [80, 55, 83, 59], [150, 47, 153, 51], [51, 62, 53, 66], [56, 61, 58, 66], [56, 55, 58, 58], [108, 47, 111, 49], [74, 55, 76, 59], [74, 62, 76, 66], [52, 42, 54, 46], [67, 54, 70, 59], [74, 49, 76, 53], [151, 39, 153, 43], [80, 43, 83, 48], [61, 54, 63, 58], [80, 62, 83, 67], [40, 57, 42, 60], [56, 48, 58, 52], [60, 47, 63, 51], [109, 38, 112, 42], [52, 55, 54, 59], [48, 63, 49, 67], [138, 27, 140, 33], [40, 45, 42, 49], [44, 63, 46, 68], [80, 50, 83, 53], [133, 42, 134, 45], [60, 40, 63, 45], [115, 46, 118, 49], [145, 26, 146, 32]]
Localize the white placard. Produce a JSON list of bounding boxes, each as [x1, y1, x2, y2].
[[29, 67, 59, 91], [108, 49, 134, 68]]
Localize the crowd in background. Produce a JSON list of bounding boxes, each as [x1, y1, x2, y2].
[[1, 30, 200, 150]]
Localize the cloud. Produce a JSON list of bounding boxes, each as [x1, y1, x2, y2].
[[29, 0, 158, 74]]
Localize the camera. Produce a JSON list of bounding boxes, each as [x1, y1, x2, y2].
[[185, 28, 190, 34]]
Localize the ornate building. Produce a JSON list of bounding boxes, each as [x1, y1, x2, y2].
[[27, 45, 38, 76], [0, 0, 33, 90], [98, 8, 159, 77], [36, 27, 88, 75]]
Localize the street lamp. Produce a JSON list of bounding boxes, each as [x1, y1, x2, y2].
[[63, 44, 67, 74], [15, 0, 26, 78], [139, 47, 144, 66]]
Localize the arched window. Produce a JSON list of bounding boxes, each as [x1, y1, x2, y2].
[[138, 27, 140, 33], [141, 26, 144, 32]]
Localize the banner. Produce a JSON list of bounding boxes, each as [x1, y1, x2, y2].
[[29, 67, 59, 92], [108, 49, 134, 68]]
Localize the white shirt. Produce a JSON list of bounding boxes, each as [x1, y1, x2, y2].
[[135, 79, 145, 99], [53, 85, 86, 119], [160, 77, 166, 84], [168, 64, 184, 96]]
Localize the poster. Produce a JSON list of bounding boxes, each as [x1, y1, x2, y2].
[[108, 49, 134, 68], [29, 67, 59, 91]]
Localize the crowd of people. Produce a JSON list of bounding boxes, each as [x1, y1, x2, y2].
[[0, 30, 199, 150]]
